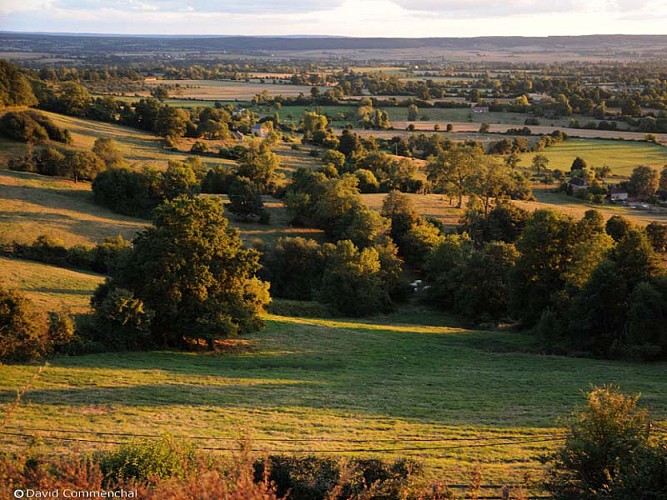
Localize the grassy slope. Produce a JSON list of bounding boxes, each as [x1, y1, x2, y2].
[[0, 309, 665, 485], [0, 256, 103, 313], [0, 169, 146, 246]]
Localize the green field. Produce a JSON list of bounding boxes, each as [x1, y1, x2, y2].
[[520, 138, 667, 176], [0, 257, 103, 313], [0, 169, 147, 247], [1, 306, 665, 485]]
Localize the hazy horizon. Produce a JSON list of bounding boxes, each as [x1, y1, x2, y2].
[[1, 0, 666, 38]]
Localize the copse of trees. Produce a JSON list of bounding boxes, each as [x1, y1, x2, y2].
[[0, 110, 71, 144], [260, 237, 403, 315], [92, 196, 270, 350], [0, 59, 38, 108], [92, 159, 202, 217]]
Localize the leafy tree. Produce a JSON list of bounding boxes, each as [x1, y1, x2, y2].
[[354, 168, 379, 193], [63, 150, 106, 182], [55, 82, 91, 117], [321, 149, 346, 171], [237, 141, 280, 189], [426, 145, 484, 208], [318, 240, 392, 316], [197, 119, 229, 140], [339, 206, 390, 249], [92, 137, 124, 168], [261, 237, 327, 300], [133, 98, 162, 131], [544, 386, 667, 499], [659, 165, 667, 191], [453, 241, 519, 321], [510, 210, 611, 326], [459, 201, 529, 244], [101, 196, 270, 348], [531, 154, 549, 174], [227, 176, 268, 222], [627, 165, 658, 198], [154, 106, 190, 139], [400, 221, 445, 270], [570, 156, 587, 171], [201, 165, 234, 194], [0, 287, 46, 361], [301, 111, 328, 140], [646, 222, 667, 253], [91, 287, 154, 350], [605, 215, 633, 242], [381, 190, 420, 244], [161, 160, 200, 200], [0, 60, 38, 108]]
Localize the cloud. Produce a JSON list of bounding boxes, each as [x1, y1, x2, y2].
[[52, 0, 343, 14]]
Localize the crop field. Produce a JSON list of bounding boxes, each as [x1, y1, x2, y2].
[[1, 305, 665, 485], [141, 79, 329, 100], [0, 257, 103, 313], [0, 169, 146, 247], [519, 138, 667, 176]]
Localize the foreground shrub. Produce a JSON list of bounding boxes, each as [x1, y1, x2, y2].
[[97, 435, 198, 483], [254, 455, 422, 500], [543, 385, 667, 499]]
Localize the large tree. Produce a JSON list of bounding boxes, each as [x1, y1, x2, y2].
[[627, 165, 658, 198], [426, 145, 484, 208], [98, 196, 270, 348]]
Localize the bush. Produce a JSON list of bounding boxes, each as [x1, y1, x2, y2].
[[0, 110, 70, 144], [90, 286, 154, 350], [254, 455, 422, 500], [97, 435, 198, 483], [543, 386, 667, 499], [0, 287, 47, 361]]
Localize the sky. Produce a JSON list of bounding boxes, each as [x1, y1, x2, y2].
[[1, 0, 666, 37]]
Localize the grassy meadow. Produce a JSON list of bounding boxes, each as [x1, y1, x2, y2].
[[0, 169, 146, 247], [0, 257, 103, 313], [520, 138, 667, 176], [1, 307, 665, 485]]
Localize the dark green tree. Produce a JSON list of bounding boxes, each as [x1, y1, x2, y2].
[[100, 196, 270, 348]]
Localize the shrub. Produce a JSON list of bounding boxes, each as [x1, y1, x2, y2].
[[0, 287, 47, 361], [97, 435, 198, 483], [543, 386, 667, 499]]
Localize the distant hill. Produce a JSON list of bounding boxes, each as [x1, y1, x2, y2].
[[2, 32, 667, 61]]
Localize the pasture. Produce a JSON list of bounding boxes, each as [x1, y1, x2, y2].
[[1, 305, 665, 485], [519, 138, 667, 176], [0, 257, 102, 313], [0, 169, 146, 247]]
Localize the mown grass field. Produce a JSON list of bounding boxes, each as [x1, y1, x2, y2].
[[1, 306, 665, 486], [520, 138, 667, 176], [40, 111, 231, 170], [0, 169, 146, 247], [0, 257, 103, 313]]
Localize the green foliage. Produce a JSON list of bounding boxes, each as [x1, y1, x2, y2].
[[261, 237, 328, 301], [92, 137, 124, 168], [154, 106, 190, 139], [543, 386, 667, 499], [509, 210, 612, 327], [161, 160, 200, 199], [62, 150, 106, 182], [0, 287, 46, 361], [605, 215, 633, 242], [201, 165, 234, 194], [101, 196, 269, 348], [0, 59, 38, 108], [353, 168, 379, 193], [97, 435, 198, 482], [227, 176, 267, 223], [627, 165, 659, 198], [92, 166, 163, 217], [237, 140, 280, 189], [400, 221, 445, 270], [459, 201, 530, 244], [0, 110, 71, 144], [254, 455, 421, 500], [318, 240, 393, 316], [90, 286, 154, 350], [426, 144, 486, 208]]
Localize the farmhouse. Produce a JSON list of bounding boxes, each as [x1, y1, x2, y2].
[[471, 105, 489, 113], [251, 123, 269, 138], [568, 176, 588, 193], [609, 186, 629, 202], [232, 130, 244, 142]]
